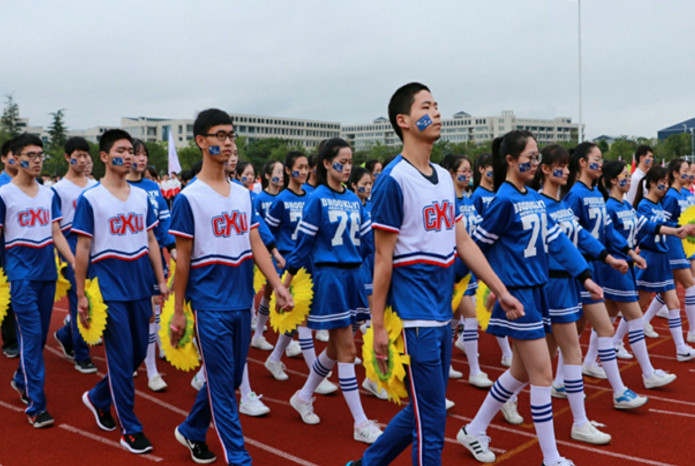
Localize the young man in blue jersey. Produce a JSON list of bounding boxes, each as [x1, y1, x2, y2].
[[52, 137, 98, 374], [0, 134, 75, 428], [126, 138, 176, 392], [73, 129, 169, 454], [350, 83, 524, 466], [0, 138, 19, 359], [169, 109, 292, 465]]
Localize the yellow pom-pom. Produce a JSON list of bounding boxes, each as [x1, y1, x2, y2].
[[679, 205, 695, 258], [362, 307, 411, 404], [159, 294, 200, 372], [0, 268, 9, 323], [166, 257, 176, 290], [253, 266, 266, 294], [269, 268, 313, 334], [452, 274, 472, 313], [77, 278, 109, 345], [54, 254, 71, 303], [475, 281, 493, 331]]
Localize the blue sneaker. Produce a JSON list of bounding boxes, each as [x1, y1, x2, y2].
[[613, 387, 647, 410], [551, 383, 567, 399]]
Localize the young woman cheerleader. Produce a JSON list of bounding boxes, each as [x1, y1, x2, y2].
[[593, 161, 680, 389], [458, 130, 600, 465], [633, 166, 695, 361], [285, 138, 383, 444], [263, 151, 338, 395]]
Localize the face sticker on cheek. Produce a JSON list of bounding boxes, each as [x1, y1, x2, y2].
[[618, 178, 628, 187], [518, 161, 532, 173], [241, 176, 248, 183], [645, 158, 652, 166], [657, 183, 667, 191], [291, 170, 300, 177], [332, 161, 344, 173], [111, 157, 124, 166], [415, 114, 433, 131], [70, 158, 77, 165], [271, 176, 280, 183], [208, 145, 220, 155], [552, 169, 564, 178], [589, 162, 600, 170], [457, 174, 467, 183], [682, 174, 689, 180], [20, 160, 30, 168], [486, 170, 493, 178], [8, 158, 15, 165], [357, 186, 366, 193]]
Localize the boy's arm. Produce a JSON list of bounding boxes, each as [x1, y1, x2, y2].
[[371, 228, 397, 374], [74, 234, 92, 328], [147, 228, 168, 300], [52, 222, 75, 268], [169, 235, 191, 346]]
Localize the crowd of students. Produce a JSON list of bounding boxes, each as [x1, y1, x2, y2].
[[1, 82, 694, 466]]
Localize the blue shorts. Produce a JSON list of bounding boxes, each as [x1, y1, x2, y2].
[[309, 266, 368, 330], [487, 286, 550, 340], [454, 258, 470, 282], [464, 274, 478, 297], [546, 276, 582, 324], [580, 261, 604, 305], [635, 249, 675, 292], [359, 256, 374, 297], [665, 235, 690, 270], [599, 262, 638, 302]]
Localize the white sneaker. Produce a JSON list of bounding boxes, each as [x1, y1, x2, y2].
[[543, 457, 575, 466], [501, 398, 523, 425], [551, 383, 567, 399], [251, 335, 274, 351], [613, 387, 648, 410], [239, 392, 270, 417], [656, 307, 669, 319], [644, 322, 659, 338], [353, 419, 383, 444], [315, 329, 329, 342], [445, 398, 455, 411], [687, 332, 695, 344], [285, 340, 302, 358], [362, 378, 388, 400], [454, 337, 467, 356], [582, 363, 607, 379], [614, 342, 633, 360], [264, 357, 289, 381], [643, 369, 677, 389], [290, 391, 320, 424], [457, 426, 495, 463], [449, 365, 463, 379], [190, 372, 205, 391], [354, 356, 362, 365], [315, 378, 339, 395], [570, 420, 611, 445], [500, 355, 512, 367], [251, 314, 257, 330], [677, 345, 695, 362], [468, 371, 494, 388], [147, 374, 167, 392]]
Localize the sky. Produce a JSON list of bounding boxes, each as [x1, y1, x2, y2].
[[3, 0, 695, 140]]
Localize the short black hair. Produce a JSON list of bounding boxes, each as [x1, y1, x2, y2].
[[317, 137, 350, 186], [132, 138, 149, 158], [388, 82, 430, 141], [10, 133, 43, 156], [64, 136, 89, 156], [635, 144, 653, 163], [348, 166, 371, 191], [193, 108, 232, 138], [99, 129, 132, 154], [365, 159, 382, 174], [1, 138, 14, 157]]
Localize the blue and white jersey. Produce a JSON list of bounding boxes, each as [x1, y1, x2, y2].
[[128, 178, 175, 249], [605, 197, 657, 260], [540, 194, 605, 268], [51, 178, 97, 251], [0, 171, 12, 186], [682, 187, 695, 208], [265, 188, 309, 254], [0, 171, 13, 267], [471, 186, 495, 217], [635, 198, 669, 253], [230, 180, 275, 249], [302, 183, 317, 196], [287, 184, 370, 273], [254, 190, 278, 222], [565, 181, 629, 252], [72, 184, 157, 301], [371, 155, 459, 324], [662, 187, 690, 227], [170, 179, 259, 312], [457, 195, 481, 235], [0, 182, 60, 281], [474, 182, 589, 287]]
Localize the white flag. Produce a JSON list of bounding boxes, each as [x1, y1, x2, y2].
[[168, 128, 181, 175]]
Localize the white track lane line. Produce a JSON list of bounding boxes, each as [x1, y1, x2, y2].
[[58, 424, 164, 462]]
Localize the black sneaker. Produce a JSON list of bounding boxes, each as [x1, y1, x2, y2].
[[175, 426, 216, 464], [28, 411, 55, 428], [82, 391, 116, 431], [3, 345, 19, 358], [53, 331, 74, 360], [10, 380, 29, 405], [120, 432, 153, 454], [74, 359, 97, 374]]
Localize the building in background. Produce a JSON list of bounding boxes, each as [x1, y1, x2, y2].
[[121, 117, 194, 148], [67, 125, 119, 143], [229, 113, 340, 149], [657, 118, 695, 141]]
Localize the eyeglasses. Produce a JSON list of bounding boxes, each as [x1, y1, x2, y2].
[[521, 152, 541, 163], [204, 131, 237, 142], [18, 151, 45, 161]]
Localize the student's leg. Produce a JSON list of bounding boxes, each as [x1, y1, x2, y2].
[[460, 297, 483, 378], [662, 289, 691, 354], [2, 305, 18, 355], [582, 303, 626, 395], [618, 301, 657, 378], [551, 323, 589, 428], [62, 264, 91, 362], [673, 268, 695, 335]]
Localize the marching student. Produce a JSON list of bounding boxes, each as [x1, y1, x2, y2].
[[0, 134, 74, 428], [52, 137, 98, 374], [1, 138, 19, 359], [169, 109, 292, 465], [365, 159, 383, 181], [626, 145, 654, 205], [74, 129, 168, 454], [283, 138, 382, 444], [349, 83, 522, 466], [303, 153, 319, 195]]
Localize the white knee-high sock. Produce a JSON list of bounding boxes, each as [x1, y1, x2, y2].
[[553, 351, 565, 387], [627, 317, 654, 378], [145, 322, 159, 378], [643, 294, 665, 324], [496, 336, 512, 359], [239, 363, 252, 399], [268, 333, 292, 363], [297, 326, 316, 368], [598, 336, 626, 396], [467, 370, 525, 436], [564, 364, 588, 427], [299, 349, 336, 402], [531, 385, 560, 466], [668, 309, 688, 352], [685, 285, 695, 334], [338, 362, 367, 425], [463, 318, 480, 376], [583, 329, 599, 367], [254, 297, 270, 339], [195, 364, 206, 384]]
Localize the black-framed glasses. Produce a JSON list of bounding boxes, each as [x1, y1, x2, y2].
[[19, 151, 45, 161], [521, 152, 541, 163], [204, 131, 237, 142]]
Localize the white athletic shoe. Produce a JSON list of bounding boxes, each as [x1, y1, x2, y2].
[[551, 383, 567, 399], [190, 372, 205, 391], [315, 330, 329, 342], [501, 398, 524, 425], [677, 346, 695, 362], [644, 322, 659, 338], [613, 387, 648, 410], [500, 355, 512, 368], [687, 332, 695, 344], [362, 378, 388, 400], [543, 457, 575, 466], [643, 369, 677, 389], [353, 419, 383, 444], [454, 337, 467, 356], [147, 374, 167, 392], [656, 307, 669, 319], [239, 392, 270, 417], [354, 356, 362, 365], [468, 371, 494, 389], [445, 398, 455, 411], [290, 391, 320, 424], [449, 365, 463, 379], [582, 363, 607, 379], [315, 378, 339, 395], [614, 342, 633, 360], [251, 335, 274, 351], [264, 357, 289, 381], [285, 340, 302, 358], [570, 420, 611, 445], [457, 426, 495, 463]]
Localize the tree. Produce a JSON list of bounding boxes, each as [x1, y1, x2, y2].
[[605, 138, 635, 162], [1, 95, 21, 137], [48, 109, 68, 148]]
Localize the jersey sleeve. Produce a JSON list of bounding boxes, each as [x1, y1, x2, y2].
[[169, 194, 194, 238], [545, 213, 591, 279], [359, 203, 374, 258], [286, 196, 321, 274], [576, 223, 606, 260], [604, 217, 630, 253], [51, 193, 63, 223], [154, 190, 175, 247], [661, 192, 679, 226], [473, 196, 511, 253], [71, 195, 94, 237], [371, 175, 403, 233], [51, 187, 62, 211], [265, 197, 284, 234]]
